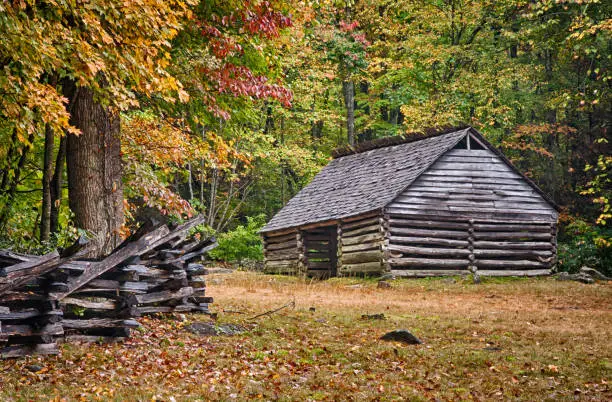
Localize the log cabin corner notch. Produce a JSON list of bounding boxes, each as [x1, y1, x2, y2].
[[260, 126, 560, 278]]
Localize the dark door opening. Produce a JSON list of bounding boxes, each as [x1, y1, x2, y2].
[[303, 225, 337, 278]]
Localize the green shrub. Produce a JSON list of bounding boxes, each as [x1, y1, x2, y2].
[[209, 215, 265, 262], [557, 219, 612, 275]]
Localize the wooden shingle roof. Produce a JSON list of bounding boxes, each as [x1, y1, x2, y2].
[[261, 127, 471, 233]]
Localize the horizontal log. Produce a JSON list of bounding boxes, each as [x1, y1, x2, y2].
[[0, 343, 59, 358], [342, 233, 383, 246], [148, 278, 188, 293], [341, 242, 380, 253], [388, 245, 471, 258], [341, 250, 381, 265], [473, 249, 553, 258], [62, 319, 140, 329], [265, 260, 298, 268], [389, 236, 469, 247], [265, 240, 297, 251], [385, 207, 555, 222], [473, 240, 553, 250], [136, 306, 174, 314], [0, 308, 41, 320], [135, 287, 193, 305], [165, 242, 218, 263], [389, 257, 469, 268], [342, 223, 380, 238], [386, 211, 550, 225], [61, 297, 117, 310], [475, 259, 548, 269], [341, 215, 380, 231], [340, 261, 382, 274], [390, 269, 469, 278], [1, 251, 59, 274], [0, 323, 63, 337], [389, 201, 554, 215], [473, 232, 552, 241], [264, 232, 296, 244], [478, 269, 552, 277], [0, 249, 34, 263], [473, 223, 552, 232], [389, 227, 469, 239], [265, 251, 298, 262], [388, 218, 469, 230]]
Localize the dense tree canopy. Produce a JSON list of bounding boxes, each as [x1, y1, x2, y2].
[[0, 0, 610, 269]]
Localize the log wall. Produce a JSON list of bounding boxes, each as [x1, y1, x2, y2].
[[385, 146, 558, 277], [338, 213, 384, 276], [263, 230, 299, 275]]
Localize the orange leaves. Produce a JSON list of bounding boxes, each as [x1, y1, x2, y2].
[[1, 0, 194, 139], [502, 124, 578, 159], [122, 114, 199, 166]]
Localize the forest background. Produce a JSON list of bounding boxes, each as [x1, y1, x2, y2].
[[0, 0, 610, 273]]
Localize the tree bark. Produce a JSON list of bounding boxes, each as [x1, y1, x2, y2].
[[50, 135, 66, 235], [65, 84, 123, 257], [40, 123, 54, 241], [0, 132, 35, 229], [342, 80, 355, 145]]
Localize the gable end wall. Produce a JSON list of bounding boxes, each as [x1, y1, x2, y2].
[[385, 147, 558, 277]]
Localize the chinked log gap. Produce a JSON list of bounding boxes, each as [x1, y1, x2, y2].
[[0, 215, 217, 358]]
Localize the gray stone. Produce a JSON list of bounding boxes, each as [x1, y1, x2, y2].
[[186, 322, 246, 336], [556, 272, 594, 284], [361, 313, 386, 320], [579, 267, 611, 281], [380, 329, 422, 345], [25, 364, 43, 373]]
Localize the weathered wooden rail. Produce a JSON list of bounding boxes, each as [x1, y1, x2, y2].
[[0, 216, 216, 358]]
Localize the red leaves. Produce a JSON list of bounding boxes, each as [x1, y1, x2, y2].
[[193, 2, 294, 116], [214, 64, 292, 107], [242, 1, 292, 39]]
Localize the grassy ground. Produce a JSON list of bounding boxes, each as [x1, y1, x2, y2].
[[0, 271, 610, 401]]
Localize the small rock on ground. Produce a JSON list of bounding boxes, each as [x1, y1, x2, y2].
[[556, 272, 594, 284], [579, 266, 611, 281], [380, 329, 422, 345], [25, 364, 43, 373], [361, 313, 386, 320], [186, 322, 246, 336], [377, 281, 391, 289]]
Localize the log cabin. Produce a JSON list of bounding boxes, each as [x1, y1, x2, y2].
[[260, 126, 559, 278]]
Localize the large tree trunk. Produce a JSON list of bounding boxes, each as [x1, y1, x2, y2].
[[342, 80, 355, 145], [65, 85, 123, 257]]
